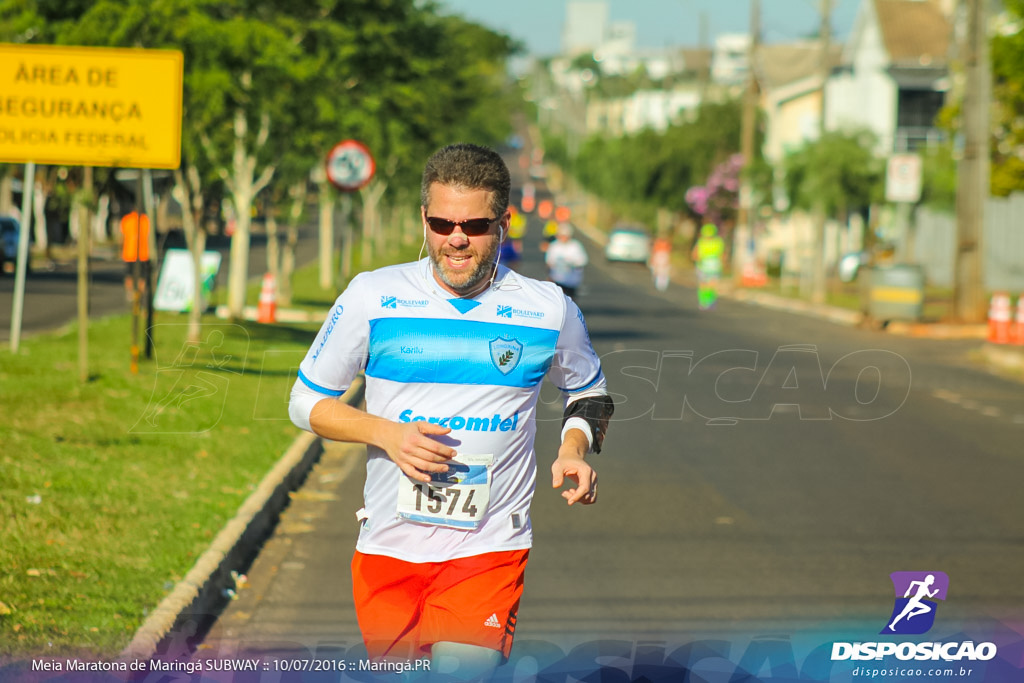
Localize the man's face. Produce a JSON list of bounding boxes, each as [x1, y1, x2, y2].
[[423, 183, 507, 297]]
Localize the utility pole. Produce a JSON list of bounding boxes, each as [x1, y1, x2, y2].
[[734, 0, 759, 284], [808, 0, 832, 304], [698, 10, 710, 100], [953, 0, 989, 322]]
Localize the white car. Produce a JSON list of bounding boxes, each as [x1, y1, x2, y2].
[[604, 226, 652, 263]]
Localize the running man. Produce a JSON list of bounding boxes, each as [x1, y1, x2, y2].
[[289, 143, 613, 679]]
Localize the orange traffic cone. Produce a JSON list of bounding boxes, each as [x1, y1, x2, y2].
[[1012, 295, 1024, 346], [987, 292, 1012, 344], [257, 273, 277, 323]]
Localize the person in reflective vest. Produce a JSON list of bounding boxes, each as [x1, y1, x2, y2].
[[692, 223, 724, 310]]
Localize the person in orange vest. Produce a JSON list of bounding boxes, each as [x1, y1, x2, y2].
[[121, 209, 151, 302]]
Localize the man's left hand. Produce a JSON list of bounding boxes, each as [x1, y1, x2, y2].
[[552, 436, 597, 505]]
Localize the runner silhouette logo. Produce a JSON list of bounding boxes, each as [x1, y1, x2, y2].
[[881, 571, 949, 635]]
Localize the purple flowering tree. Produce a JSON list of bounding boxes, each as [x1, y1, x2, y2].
[[685, 153, 744, 226]]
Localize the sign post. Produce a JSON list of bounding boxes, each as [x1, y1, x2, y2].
[[326, 139, 376, 193], [9, 161, 35, 354], [0, 43, 183, 373], [886, 154, 923, 261], [325, 140, 375, 285]]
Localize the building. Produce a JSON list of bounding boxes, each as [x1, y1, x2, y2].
[[710, 33, 751, 87], [562, 1, 611, 56], [826, 0, 953, 153], [757, 41, 844, 165]]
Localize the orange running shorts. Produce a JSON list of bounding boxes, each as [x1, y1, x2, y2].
[[351, 548, 529, 662]]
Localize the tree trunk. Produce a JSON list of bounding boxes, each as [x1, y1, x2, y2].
[[93, 194, 110, 244], [32, 180, 48, 251], [281, 221, 298, 306], [173, 165, 206, 344], [266, 212, 281, 278], [279, 180, 306, 307], [361, 179, 387, 267], [191, 229, 208, 343], [222, 95, 275, 319], [0, 174, 12, 215], [314, 168, 335, 290]]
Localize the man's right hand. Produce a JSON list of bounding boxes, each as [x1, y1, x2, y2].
[[383, 421, 456, 483]]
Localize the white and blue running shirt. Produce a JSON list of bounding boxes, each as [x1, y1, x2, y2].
[[290, 258, 607, 563]]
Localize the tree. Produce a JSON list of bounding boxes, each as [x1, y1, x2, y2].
[[4, 0, 520, 321], [782, 128, 884, 278], [990, 0, 1024, 196], [568, 98, 756, 232]]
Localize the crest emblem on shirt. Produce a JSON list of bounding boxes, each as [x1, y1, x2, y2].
[[489, 336, 523, 375]]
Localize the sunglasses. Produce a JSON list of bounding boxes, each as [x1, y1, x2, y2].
[[425, 216, 499, 236]]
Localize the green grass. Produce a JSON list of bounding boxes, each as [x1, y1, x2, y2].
[[0, 242, 418, 659]]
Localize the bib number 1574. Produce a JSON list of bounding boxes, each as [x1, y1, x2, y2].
[[396, 453, 492, 529], [412, 484, 479, 517]]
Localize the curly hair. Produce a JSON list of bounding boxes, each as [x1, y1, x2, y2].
[[420, 143, 511, 218]]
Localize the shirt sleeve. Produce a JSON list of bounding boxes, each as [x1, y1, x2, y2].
[[294, 273, 371, 398], [546, 294, 606, 397], [546, 295, 607, 449]]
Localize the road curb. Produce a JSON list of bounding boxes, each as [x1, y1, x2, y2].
[[213, 305, 326, 324], [120, 377, 365, 661], [979, 343, 1024, 373], [729, 288, 864, 326]]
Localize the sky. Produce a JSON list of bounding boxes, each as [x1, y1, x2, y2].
[[436, 0, 862, 55]]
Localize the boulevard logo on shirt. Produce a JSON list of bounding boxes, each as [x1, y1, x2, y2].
[[381, 295, 428, 309], [489, 336, 523, 375], [496, 304, 545, 320]]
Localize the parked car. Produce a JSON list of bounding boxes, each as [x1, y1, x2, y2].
[[605, 225, 652, 263], [0, 216, 25, 275]]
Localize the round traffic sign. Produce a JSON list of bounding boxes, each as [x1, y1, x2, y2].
[[326, 140, 375, 191]]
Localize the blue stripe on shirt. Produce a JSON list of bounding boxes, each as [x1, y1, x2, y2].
[[297, 368, 346, 396], [559, 368, 604, 394], [366, 317, 558, 388]]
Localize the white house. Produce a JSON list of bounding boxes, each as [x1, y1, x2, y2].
[[826, 0, 953, 154]]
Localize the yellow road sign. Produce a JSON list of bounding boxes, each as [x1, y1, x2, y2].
[[0, 43, 183, 169]]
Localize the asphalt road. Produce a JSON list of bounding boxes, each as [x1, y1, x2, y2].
[[0, 226, 319, 343], [196, 215, 1024, 680]]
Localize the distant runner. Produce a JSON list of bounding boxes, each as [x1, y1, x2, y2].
[[545, 223, 588, 299], [649, 235, 672, 292], [692, 223, 724, 310]]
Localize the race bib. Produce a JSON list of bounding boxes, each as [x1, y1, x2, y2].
[[396, 454, 493, 529]]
